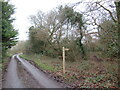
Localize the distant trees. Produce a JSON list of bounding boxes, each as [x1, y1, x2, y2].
[[59, 5, 86, 59], [25, 0, 120, 61], [26, 5, 86, 61], [29, 26, 49, 54], [10, 41, 26, 54], [2, 0, 18, 57]]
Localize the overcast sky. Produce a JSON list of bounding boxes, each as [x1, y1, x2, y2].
[[9, 0, 81, 40]]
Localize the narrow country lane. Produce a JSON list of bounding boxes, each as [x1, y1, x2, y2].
[[3, 55, 25, 88], [3, 54, 63, 88], [16, 55, 62, 88]]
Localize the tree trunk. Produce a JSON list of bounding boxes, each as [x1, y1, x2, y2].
[[78, 25, 86, 60], [115, 1, 120, 57]]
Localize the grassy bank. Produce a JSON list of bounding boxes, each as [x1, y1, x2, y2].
[[20, 54, 56, 71], [20, 54, 119, 88], [2, 56, 11, 71], [1, 52, 14, 72]]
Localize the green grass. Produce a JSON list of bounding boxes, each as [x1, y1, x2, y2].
[[34, 60, 55, 71], [2, 56, 10, 71], [20, 54, 55, 71], [19, 54, 31, 61], [1, 52, 15, 70]]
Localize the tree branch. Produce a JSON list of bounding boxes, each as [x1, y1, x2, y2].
[[97, 2, 117, 23]]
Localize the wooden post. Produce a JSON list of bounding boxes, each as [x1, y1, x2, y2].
[[63, 47, 65, 74]]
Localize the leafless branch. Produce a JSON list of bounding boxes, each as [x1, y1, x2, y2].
[[96, 2, 117, 23]]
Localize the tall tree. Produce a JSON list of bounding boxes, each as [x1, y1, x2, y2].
[[115, 1, 120, 57], [75, 0, 120, 58], [28, 26, 48, 54], [28, 5, 86, 60], [2, 0, 18, 57], [99, 20, 118, 57], [0, 1, 2, 59], [59, 6, 86, 59]]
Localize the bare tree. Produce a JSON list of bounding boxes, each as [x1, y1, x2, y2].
[[74, 0, 120, 57]]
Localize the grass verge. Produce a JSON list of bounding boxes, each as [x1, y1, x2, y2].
[[20, 54, 55, 71], [20, 54, 119, 88]]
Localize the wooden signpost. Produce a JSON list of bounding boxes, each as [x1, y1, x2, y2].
[[62, 47, 69, 74]]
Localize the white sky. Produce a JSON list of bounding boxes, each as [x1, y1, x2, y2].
[[9, 0, 80, 40]]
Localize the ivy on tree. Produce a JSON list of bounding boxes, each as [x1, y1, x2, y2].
[[61, 6, 86, 59]]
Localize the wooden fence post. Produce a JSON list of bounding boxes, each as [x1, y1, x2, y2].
[[63, 47, 65, 74]]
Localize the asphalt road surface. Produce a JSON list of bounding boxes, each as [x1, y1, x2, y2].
[[3, 54, 63, 88]]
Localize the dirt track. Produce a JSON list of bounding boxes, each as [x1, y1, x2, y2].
[[3, 54, 63, 88]]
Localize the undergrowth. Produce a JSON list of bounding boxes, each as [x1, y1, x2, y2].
[[20, 54, 119, 88]]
